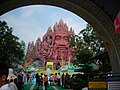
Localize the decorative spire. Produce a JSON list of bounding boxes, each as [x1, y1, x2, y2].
[[59, 19, 64, 27], [47, 26, 52, 34], [53, 22, 58, 32], [53, 19, 69, 33], [37, 37, 41, 41]]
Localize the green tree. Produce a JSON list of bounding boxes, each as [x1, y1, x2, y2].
[[68, 24, 111, 74], [68, 24, 105, 65], [0, 21, 25, 66], [79, 24, 105, 55]]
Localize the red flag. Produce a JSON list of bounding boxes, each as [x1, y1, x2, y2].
[[114, 10, 120, 33]]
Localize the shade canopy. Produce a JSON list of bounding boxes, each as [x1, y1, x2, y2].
[[26, 67, 39, 72], [74, 66, 84, 72], [18, 65, 24, 70], [88, 63, 96, 67], [58, 65, 75, 72]]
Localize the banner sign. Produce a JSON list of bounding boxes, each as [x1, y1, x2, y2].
[[88, 75, 107, 90], [89, 81, 107, 88], [107, 74, 120, 90], [114, 10, 120, 33]]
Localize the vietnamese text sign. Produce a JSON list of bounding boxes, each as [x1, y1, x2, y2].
[[107, 74, 120, 90], [89, 81, 107, 88], [108, 82, 120, 90]]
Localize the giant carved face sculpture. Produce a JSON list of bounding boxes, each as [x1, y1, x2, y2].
[[54, 33, 68, 48], [53, 32, 69, 60]]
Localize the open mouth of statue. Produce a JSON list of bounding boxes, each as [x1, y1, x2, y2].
[[57, 46, 68, 50]]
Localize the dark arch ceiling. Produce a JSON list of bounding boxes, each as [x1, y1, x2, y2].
[[90, 0, 120, 21], [0, 0, 119, 22]]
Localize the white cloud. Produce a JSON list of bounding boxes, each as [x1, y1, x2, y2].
[[0, 5, 87, 48], [49, 10, 87, 34], [66, 18, 87, 34]]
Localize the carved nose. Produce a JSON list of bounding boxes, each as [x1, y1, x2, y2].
[[60, 39, 64, 45]]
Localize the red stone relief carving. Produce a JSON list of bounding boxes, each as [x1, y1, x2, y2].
[[25, 19, 74, 70]]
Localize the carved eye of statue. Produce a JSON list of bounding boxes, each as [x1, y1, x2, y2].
[[55, 36, 61, 40], [64, 36, 68, 41]]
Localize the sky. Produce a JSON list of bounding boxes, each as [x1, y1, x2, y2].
[[0, 5, 87, 48]]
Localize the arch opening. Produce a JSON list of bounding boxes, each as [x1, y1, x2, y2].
[[0, 0, 120, 73]]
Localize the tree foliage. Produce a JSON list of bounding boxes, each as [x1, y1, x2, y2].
[[68, 24, 105, 65], [68, 24, 112, 74], [79, 24, 105, 54], [0, 21, 25, 66]]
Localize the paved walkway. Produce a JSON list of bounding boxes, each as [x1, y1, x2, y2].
[[30, 83, 35, 90], [52, 86, 58, 90], [22, 82, 69, 90]]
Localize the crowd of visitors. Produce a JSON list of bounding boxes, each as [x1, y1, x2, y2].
[[0, 62, 34, 90], [0, 63, 18, 90], [0, 62, 87, 90], [34, 72, 78, 90]]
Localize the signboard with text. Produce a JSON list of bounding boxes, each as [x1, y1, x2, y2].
[[88, 75, 107, 90], [89, 81, 107, 88], [107, 74, 120, 90]]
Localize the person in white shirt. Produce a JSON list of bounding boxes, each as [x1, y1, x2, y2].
[[0, 84, 11, 90], [7, 68, 18, 90], [8, 80, 18, 90], [0, 64, 18, 90]]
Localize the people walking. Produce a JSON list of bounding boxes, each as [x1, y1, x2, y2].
[[61, 73, 65, 88], [49, 74, 54, 86], [44, 75, 48, 90], [53, 73, 58, 85], [17, 72, 23, 90], [36, 73, 40, 90], [64, 73, 69, 88], [29, 73, 33, 82], [39, 73, 43, 87], [26, 72, 29, 82], [57, 73, 60, 86]]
